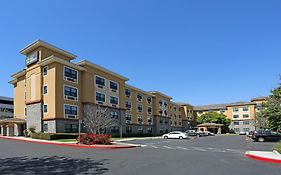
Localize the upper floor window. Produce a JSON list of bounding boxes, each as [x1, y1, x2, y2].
[[233, 115, 239, 118], [159, 100, 163, 106], [43, 104, 48, 114], [96, 76, 105, 87], [243, 121, 250, 125], [110, 81, 118, 91], [164, 102, 168, 107], [110, 111, 118, 119], [64, 67, 78, 83], [137, 93, 142, 102], [147, 96, 152, 104], [159, 110, 163, 115], [147, 106, 152, 114], [43, 85, 48, 95], [243, 114, 249, 118], [125, 113, 132, 123], [64, 104, 78, 119], [96, 92, 105, 102], [147, 118, 152, 124], [138, 116, 143, 124], [137, 104, 143, 112], [126, 101, 132, 110], [243, 107, 249, 111], [233, 108, 239, 112], [110, 96, 118, 105], [125, 89, 131, 98], [64, 85, 78, 101], [43, 66, 48, 76], [233, 121, 239, 125]]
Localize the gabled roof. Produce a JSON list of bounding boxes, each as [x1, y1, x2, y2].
[[77, 60, 129, 81], [20, 39, 77, 59]]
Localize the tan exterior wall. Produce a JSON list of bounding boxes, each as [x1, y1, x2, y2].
[[14, 76, 26, 119], [227, 105, 255, 120]]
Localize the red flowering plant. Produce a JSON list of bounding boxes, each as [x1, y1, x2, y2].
[[77, 133, 112, 145]]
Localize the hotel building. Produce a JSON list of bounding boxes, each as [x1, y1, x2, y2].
[[5, 40, 195, 136]]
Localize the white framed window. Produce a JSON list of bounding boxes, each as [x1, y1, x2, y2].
[[147, 96, 152, 104], [125, 113, 132, 124], [137, 116, 143, 124], [243, 121, 250, 125], [126, 101, 132, 110], [43, 104, 48, 114], [64, 66, 78, 83], [243, 107, 249, 111], [109, 81, 118, 92], [125, 89, 131, 98], [96, 92, 106, 103], [148, 127, 152, 133], [137, 93, 142, 102], [110, 96, 118, 105], [24, 107, 27, 116], [147, 106, 152, 114], [243, 114, 250, 118], [43, 66, 48, 76], [233, 108, 239, 112], [95, 75, 105, 88], [137, 103, 143, 113], [147, 118, 152, 125], [110, 111, 119, 119], [64, 104, 78, 119], [233, 115, 239, 118], [64, 85, 78, 101], [43, 85, 48, 95]]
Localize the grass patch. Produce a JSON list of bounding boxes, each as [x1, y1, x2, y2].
[[276, 141, 281, 154], [54, 139, 77, 142]]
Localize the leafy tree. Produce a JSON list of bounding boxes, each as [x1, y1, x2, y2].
[[256, 83, 281, 131], [197, 112, 231, 126]]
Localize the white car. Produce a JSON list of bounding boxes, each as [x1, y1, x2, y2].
[[162, 131, 188, 139]]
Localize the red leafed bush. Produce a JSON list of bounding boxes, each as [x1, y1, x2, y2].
[[77, 134, 112, 145]]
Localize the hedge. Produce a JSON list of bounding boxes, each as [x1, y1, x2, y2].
[[31, 133, 82, 140], [276, 141, 281, 154]]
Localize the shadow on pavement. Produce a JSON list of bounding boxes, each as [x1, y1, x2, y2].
[[0, 156, 108, 175]]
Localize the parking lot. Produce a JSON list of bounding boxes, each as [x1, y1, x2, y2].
[[0, 135, 280, 175]]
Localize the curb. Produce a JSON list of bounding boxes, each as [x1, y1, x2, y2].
[[245, 151, 281, 164], [0, 136, 139, 149]]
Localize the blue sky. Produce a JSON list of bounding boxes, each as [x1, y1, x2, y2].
[[0, 0, 280, 106]]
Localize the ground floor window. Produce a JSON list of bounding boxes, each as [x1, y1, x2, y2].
[[111, 126, 119, 134], [65, 124, 78, 133], [126, 126, 132, 133], [148, 127, 152, 133], [43, 123, 48, 132], [138, 127, 143, 133]]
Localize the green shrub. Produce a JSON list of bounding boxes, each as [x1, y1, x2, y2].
[[28, 126, 36, 133], [31, 133, 82, 140], [276, 141, 281, 154]]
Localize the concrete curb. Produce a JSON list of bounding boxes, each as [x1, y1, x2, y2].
[[245, 151, 281, 164], [0, 136, 140, 149]]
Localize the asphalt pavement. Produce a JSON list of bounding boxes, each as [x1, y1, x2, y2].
[[0, 135, 280, 175]]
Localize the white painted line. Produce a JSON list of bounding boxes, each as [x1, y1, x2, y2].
[[150, 145, 158, 149], [177, 147, 190, 150], [191, 147, 207, 151], [163, 146, 174, 149]]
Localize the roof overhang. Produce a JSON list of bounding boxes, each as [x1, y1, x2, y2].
[[77, 60, 129, 81], [11, 69, 26, 79], [0, 118, 26, 124], [20, 39, 77, 59], [148, 91, 172, 99], [125, 84, 151, 95], [38, 55, 85, 71]]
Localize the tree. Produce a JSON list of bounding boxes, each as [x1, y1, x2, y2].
[[82, 103, 121, 134], [256, 83, 281, 131]]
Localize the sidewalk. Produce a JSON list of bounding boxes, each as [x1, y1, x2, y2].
[[245, 150, 281, 164], [0, 136, 140, 149]]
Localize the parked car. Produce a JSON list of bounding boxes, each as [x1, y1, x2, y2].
[[196, 131, 208, 137], [185, 130, 197, 136], [239, 131, 247, 135], [205, 131, 215, 136], [251, 130, 281, 142], [163, 131, 188, 139]]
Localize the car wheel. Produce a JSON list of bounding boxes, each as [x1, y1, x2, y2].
[[164, 136, 168, 139], [258, 137, 265, 142], [179, 136, 183, 139]]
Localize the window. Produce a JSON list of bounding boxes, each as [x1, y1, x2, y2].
[[148, 127, 152, 133], [125, 89, 131, 98], [125, 113, 132, 123], [126, 101, 132, 110], [164, 110, 168, 116], [233, 121, 239, 125], [243, 107, 249, 111], [159, 110, 163, 115], [138, 127, 143, 133], [95, 76, 105, 87], [220, 109, 225, 113], [243, 114, 249, 118], [43, 66, 48, 76], [65, 124, 78, 133], [110, 96, 118, 105], [64, 67, 78, 83], [64, 85, 78, 101], [174, 121, 177, 125], [96, 92, 105, 102], [164, 102, 168, 107], [147, 118, 152, 124], [24, 107, 27, 116], [159, 120, 163, 124], [64, 105, 78, 119], [138, 116, 143, 124], [43, 123, 48, 132], [233, 108, 239, 112], [179, 122, 182, 125], [110, 111, 118, 119], [179, 115, 181, 118], [43, 104, 48, 114], [147, 96, 152, 104], [243, 121, 250, 125], [137, 104, 143, 112], [233, 115, 239, 118], [110, 81, 118, 91], [126, 126, 132, 133], [243, 128, 250, 132], [43, 85, 48, 95], [137, 93, 142, 101], [147, 106, 152, 114], [256, 105, 262, 111], [159, 100, 163, 106]]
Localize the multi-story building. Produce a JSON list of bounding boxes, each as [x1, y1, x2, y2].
[[194, 97, 267, 134], [0, 96, 14, 120], [5, 40, 195, 136]]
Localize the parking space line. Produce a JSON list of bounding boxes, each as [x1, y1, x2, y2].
[[163, 146, 174, 149], [177, 147, 191, 150], [191, 147, 207, 151]]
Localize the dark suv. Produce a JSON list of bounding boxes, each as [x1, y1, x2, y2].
[[251, 130, 281, 142]]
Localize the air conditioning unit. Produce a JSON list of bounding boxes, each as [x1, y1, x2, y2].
[[97, 101, 104, 105], [126, 120, 131, 124], [148, 122, 152, 125], [64, 95, 77, 101], [126, 95, 130, 98], [64, 77, 77, 83], [112, 104, 117, 107], [66, 114, 76, 119], [111, 89, 117, 93], [148, 112, 152, 115], [97, 85, 104, 89]]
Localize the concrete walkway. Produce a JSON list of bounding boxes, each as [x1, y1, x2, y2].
[[0, 136, 141, 149], [245, 150, 281, 164]]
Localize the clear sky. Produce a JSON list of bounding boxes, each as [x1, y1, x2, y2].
[[0, 0, 280, 106]]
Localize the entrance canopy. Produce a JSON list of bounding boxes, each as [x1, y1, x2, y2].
[[196, 123, 223, 134], [0, 118, 26, 125]]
